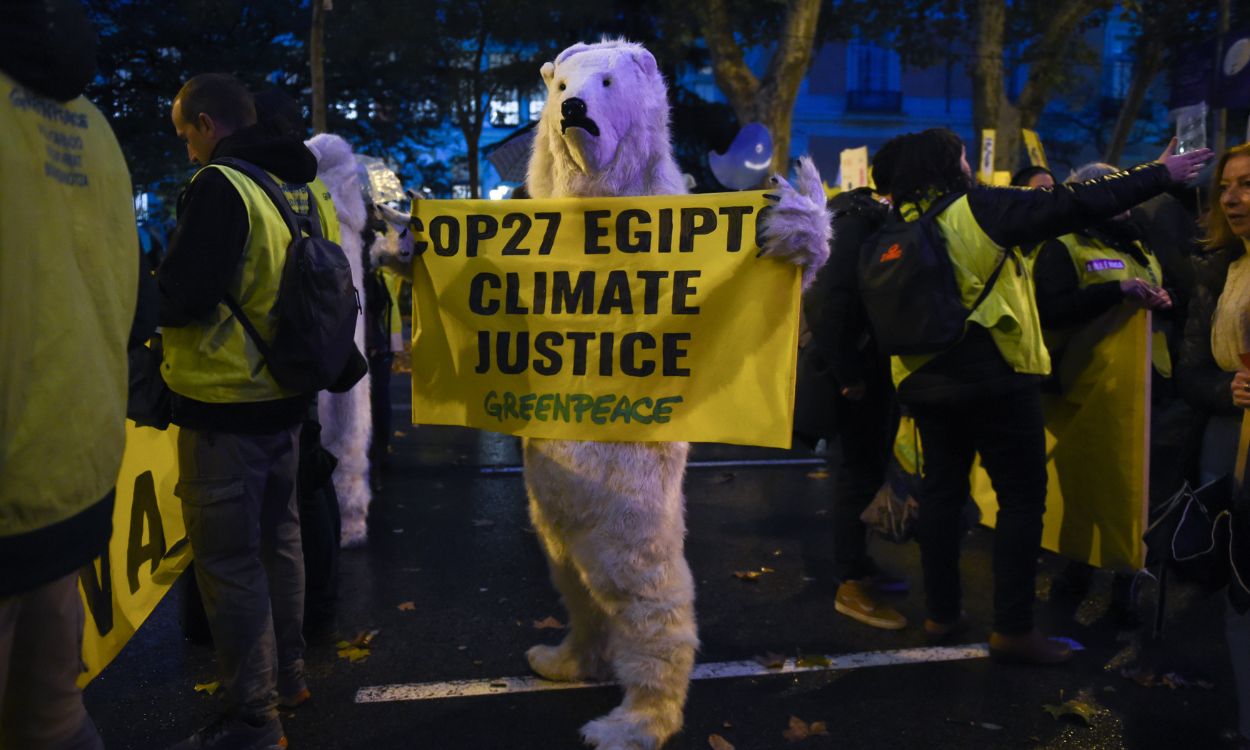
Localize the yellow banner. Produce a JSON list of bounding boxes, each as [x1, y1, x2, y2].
[[408, 192, 801, 448], [973, 308, 1150, 570], [78, 422, 189, 685], [1022, 129, 1049, 168]]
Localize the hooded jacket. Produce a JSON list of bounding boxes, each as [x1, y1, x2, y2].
[[157, 125, 321, 432]]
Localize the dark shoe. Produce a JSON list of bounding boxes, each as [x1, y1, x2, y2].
[[989, 629, 1073, 665], [167, 715, 286, 750], [923, 614, 968, 644], [835, 581, 908, 629]]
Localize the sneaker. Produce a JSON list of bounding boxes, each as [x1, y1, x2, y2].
[[988, 629, 1073, 665], [278, 687, 311, 710], [835, 581, 908, 630], [167, 715, 286, 750]]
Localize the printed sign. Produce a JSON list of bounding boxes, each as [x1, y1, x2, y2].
[[979, 129, 996, 184], [78, 423, 189, 686], [1022, 129, 1048, 168], [407, 192, 802, 448], [839, 146, 870, 192]]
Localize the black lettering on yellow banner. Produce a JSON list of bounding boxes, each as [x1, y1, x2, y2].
[[409, 191, 799, 447], [79, 547, 113, 636], [126, 471, 166, 595]]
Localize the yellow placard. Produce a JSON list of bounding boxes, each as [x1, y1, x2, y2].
[[1022, 129, 1049, 168], [839, 146, 871, 191], [973, 307, 1150, 570], [408, 192, 801, 448], [979, 129, 996, 183], [78, 422, 189, 686]]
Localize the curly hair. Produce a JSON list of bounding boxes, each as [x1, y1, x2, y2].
[[1206, 143, 1250, 250], [885, 128, 972, 206]]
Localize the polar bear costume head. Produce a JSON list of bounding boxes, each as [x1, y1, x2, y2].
[[528, 39, 685, 199]]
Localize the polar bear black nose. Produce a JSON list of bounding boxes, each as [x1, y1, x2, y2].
[[561, 98, 587, 120]]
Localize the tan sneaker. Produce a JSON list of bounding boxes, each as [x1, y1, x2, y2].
[[835, 581, 908, 630]]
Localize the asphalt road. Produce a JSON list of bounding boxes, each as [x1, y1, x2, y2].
[[84, 371, 1240, 749]]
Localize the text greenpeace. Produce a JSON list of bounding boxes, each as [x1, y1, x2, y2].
[[408, 191, 801, 447]]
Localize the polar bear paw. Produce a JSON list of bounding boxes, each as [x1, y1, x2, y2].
[[581, 704, 680, 750], [527, 639, 610, 683], [759, 155, 832, 290]]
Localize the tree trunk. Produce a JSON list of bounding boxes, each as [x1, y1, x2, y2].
[[1104, 39, 1163, 164], [310, 0, 327, 134], [696, 0, 822, 176], [970, 0, 1006, 177]]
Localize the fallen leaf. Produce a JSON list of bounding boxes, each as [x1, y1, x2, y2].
[[708, 734, 735, 750], [397, 601, 416, 611], [979, 723, 1003, 731], [782, 716, 814, 742], [754, 652, 786, 669], [393, 430, 407, 438], [472, 519, 495, 527], [733, 570, 763, 581], [796, 653, 831, 668], [337, 646, 370, 663], [772, 549, 783, 557], [759, 567, 775, 574], [193, 681, 220, 696], [806, 470, 830, 480], [1042, 698, 1099, 725], [533, 616, 565, 630]]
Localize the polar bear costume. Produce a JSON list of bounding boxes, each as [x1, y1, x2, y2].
[[305, 133, 373, 548], [521, 40, 831, 750]]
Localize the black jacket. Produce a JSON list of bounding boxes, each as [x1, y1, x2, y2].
[[157, 125, 320, 433], [795, 188, 890, 442], [1176, 243, 1245, 417], [899, 162, 1175, 404]]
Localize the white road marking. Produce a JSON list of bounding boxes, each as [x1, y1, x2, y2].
[[475, 458, 827, 476], [354, 643, 989, 704]]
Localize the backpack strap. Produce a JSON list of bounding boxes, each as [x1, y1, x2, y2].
[[922, 191, 1008, 318], [209, 156, 318, 368], [211, 157, 322, 239]]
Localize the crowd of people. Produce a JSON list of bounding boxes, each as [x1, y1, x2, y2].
[[2, 1, 1250, 749]]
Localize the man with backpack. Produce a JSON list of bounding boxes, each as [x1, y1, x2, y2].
[[798, 140, 909, 629], [158, 73, 345, 750], [859, 128, 1209, 664]]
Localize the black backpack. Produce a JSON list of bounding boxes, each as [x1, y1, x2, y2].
[[857, 192, 1007, 356], [213, 157, 364, 394]]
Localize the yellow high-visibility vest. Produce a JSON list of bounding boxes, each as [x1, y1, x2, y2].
[[892, 195, 1050, 387], [0, 72, 138, 536], [161, 165, 340, 402]]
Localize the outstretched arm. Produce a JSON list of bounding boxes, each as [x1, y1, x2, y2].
[[968, 139, 1210, 250], [758, 157, 831, 289]]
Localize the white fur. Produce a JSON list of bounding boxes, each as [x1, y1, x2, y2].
[[524, 40, 830, 750], [306, 133, 373, 548]]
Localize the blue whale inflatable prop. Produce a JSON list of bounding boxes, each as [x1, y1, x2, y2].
[[709, 123, 773, 191]]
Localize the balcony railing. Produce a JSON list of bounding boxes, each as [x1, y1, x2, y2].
[[846, 89, 903, 114]]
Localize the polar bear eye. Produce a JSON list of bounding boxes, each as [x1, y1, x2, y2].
[[558, 82, 566, 91], [603, 78, 611, 87]]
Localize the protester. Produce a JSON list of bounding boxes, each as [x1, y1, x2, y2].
[[880, 128, 1209, 664], [363, 211, 407, 493], [158, 73, 340, 749], [1032, 161, 1180, 624], [797, 138, 909, 629], [1174, 142, 1250, 748], [0, 1, 139, 747], [1011, 165, 1055, 188]]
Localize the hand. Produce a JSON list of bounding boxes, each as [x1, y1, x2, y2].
[[1233, 371, 1250, 409], [840, 382, 866, 401], [1120, 278, 1155, 307], [1158, 136, 1212, 184], [1145, 287, 1173, 310]]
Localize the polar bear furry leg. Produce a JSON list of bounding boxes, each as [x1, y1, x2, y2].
[[306, 133, 373, 548], [525, 439, 697, 750]]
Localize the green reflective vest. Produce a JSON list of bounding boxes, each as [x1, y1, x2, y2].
[[1053, 231, 1171, 377], [891, 195, 1050, 387], [161, 165, 340, 402], [0, 72, 138, 537]]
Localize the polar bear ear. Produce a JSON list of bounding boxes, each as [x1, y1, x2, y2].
[[541, 62, 555, 84], [631, 48, 658, 78]]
